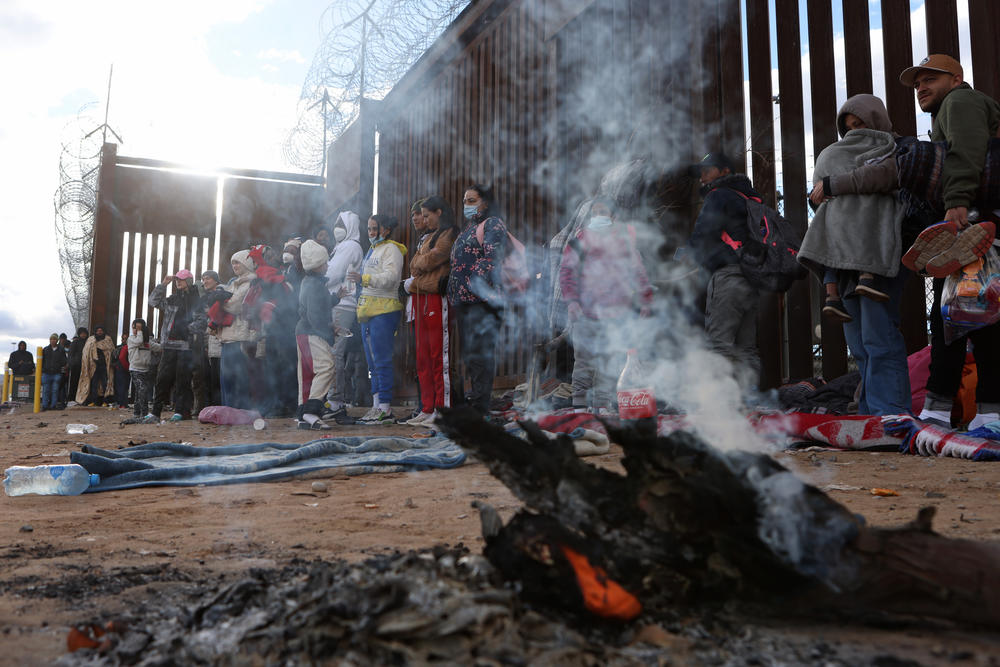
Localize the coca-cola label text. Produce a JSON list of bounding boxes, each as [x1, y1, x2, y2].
[[617, 388, 655, 419]]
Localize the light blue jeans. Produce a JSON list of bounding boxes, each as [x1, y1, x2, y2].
[[41, 373, 62, 409], [842, 268, 912, 415]]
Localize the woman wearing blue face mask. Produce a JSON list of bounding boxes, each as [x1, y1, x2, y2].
[[448, 183, 508, 416], [559, 196, 653, 410], [348, 214, 406, 424]]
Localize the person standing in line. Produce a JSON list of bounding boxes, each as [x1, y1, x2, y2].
[[323, 211, 364, 424], [281, 237, 305, 295], [396, 199, 429, 424], [560, 196, 653, 411], [76, 325, 115, 406], [295, 240, 339, 429], [406, 195, 458, 425], [349, 214, 406, 424], [57, 333, 70, 405], [217, 250, 257, 409], [684, 153, 762, 391], [892, 54, 1000, 428], [190, 270, 229, 413], [8, 341, 35, 376], [448, 184, 509, 416], [67, 327, 88, 404], [113, 333, 131, 409], [148, 269, 199, 421], [40, 334, 67, 411], [127, 318, 161, 423]]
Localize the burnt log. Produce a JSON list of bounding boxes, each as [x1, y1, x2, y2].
[[437, 407, 1000, 628]]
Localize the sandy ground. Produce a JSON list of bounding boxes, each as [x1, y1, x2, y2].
[[2, 403, 1000, 665]]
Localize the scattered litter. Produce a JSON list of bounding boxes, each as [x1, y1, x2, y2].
[[924, 491, 946, 498], [456, 514, 469, 519], [364, 503, 378, 509], [822, 484, 863, 492], [870, 488, 899, 497], [303, 503, 319, 508], [66, 424, 97, 434], [36, 422, 47, 428], [311, 481, 328, 493], [19, 524, 32, 533], [253, 418, 267, 431], [404, 497, 416, 508]]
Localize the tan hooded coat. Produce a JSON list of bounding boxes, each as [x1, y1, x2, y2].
[[75, 334, 115, 403]]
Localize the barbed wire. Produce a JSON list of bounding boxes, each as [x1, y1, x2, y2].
[[284, 0, 470, 173], [53, 104, 110, 329]]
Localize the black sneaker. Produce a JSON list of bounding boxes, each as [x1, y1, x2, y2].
[[321, 406, 354, 425], [297, 418, 332, 431], [854, 277, 889, 302], [822, 298, 852, 322]]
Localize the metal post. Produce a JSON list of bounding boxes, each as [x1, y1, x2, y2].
[[33, 347, 43, 413]]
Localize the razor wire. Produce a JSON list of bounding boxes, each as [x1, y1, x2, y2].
[[54, 104, 109, 330], [284, 0, 470, 174]]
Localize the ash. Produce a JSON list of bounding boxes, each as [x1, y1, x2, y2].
[[56, 547, 938, 666]]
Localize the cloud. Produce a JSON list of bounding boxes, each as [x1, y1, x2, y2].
[[0, 0, 304, 341], [257, 47, 305, 64]]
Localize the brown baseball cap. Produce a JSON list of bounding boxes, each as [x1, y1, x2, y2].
[[899, 54, 963, 87]]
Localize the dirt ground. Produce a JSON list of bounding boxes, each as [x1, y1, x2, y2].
[[2, 403, 1000, 665]]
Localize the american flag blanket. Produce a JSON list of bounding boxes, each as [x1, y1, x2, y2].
[[882, 415, 1000, 461], [754, 413, 900, 449]]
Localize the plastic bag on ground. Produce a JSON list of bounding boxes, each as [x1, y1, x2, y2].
[[197, 406, 263, 425]]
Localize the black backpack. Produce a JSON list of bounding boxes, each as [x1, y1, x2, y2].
[[721, 189, 806, 292]]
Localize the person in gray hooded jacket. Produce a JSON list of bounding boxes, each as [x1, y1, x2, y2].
[[803, 94, 911, 416], [295, 240, 340, 429]]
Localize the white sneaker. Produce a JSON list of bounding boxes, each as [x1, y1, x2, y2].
[[968, 412, 1000, 431], [406, 412, 432, 426], [357, 406, 379, 422]]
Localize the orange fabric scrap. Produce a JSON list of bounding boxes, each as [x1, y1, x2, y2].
[[870, 488, 899, 497], [559, 545, 642, 621]]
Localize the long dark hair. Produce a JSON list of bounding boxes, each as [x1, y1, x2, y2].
[[467, 183, 501, 219], [371, 214, 399, 239], [421, 195, 457, 249], [132, 318, 150, 345]]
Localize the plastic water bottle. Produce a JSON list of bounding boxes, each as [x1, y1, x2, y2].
[[3, 465, 100, 496], [66, 424, 97, 434]]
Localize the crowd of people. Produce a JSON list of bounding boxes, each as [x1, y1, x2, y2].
[[18, 54, 998, 434], [689, 53, 999, 429]]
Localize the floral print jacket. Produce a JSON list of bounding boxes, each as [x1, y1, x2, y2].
[[447, 212, 508, 309]]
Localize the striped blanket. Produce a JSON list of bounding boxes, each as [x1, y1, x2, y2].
[[883, 415, 1000, 461], [896, 137, 1000, 210]]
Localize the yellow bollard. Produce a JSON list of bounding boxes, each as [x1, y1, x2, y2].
[[2, 364, 8, 403], [34, 347, 42, 413]]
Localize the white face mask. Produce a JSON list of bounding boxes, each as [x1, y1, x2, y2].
[[588, 215, 613, 229], [282, 252, 294, 264], [334, 227, 347, 242]]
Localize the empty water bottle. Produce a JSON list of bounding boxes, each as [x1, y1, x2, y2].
[[3, 464, 100, 496], [66, 424, 97, 434]]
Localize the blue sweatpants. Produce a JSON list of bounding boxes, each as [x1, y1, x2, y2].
[[361, 310, 401, 405]]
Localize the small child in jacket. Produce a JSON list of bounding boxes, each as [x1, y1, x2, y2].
[[126, 319, 162, 422], [295, 240, 339, 429]]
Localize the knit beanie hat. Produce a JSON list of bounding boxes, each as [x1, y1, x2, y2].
[[201, 270, 221, 284], [231, 250, 255, 275], [300, 239, 329, 272]]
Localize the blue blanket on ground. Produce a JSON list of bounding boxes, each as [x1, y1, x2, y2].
[[69, 436, 466, 492]]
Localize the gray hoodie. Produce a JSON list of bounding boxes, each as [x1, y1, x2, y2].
[[800, 94, 906, 278], [326, 211, 364, 312]]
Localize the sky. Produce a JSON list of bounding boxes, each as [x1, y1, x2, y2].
[[0, 0, 332, 356], [0, 0, 966, 362]]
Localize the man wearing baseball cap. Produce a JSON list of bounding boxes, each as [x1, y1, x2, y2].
[[683, 150, 762, 391], [148, 268, 200, 421], [900, 55, 1000, 429]]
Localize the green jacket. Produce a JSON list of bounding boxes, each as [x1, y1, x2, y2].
[[932, 82, 1000, 210]]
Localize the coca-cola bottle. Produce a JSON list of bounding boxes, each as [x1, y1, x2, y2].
[[617, 349, 656, 433]]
